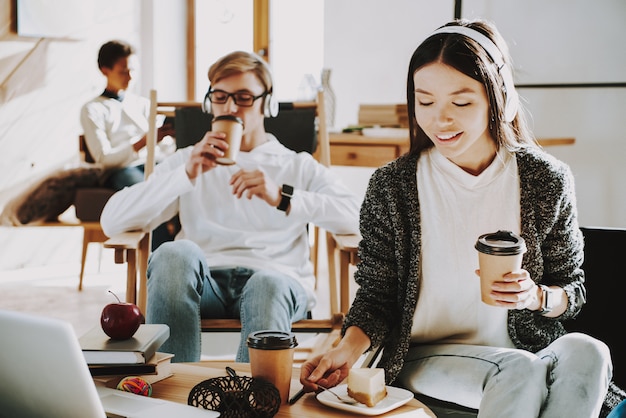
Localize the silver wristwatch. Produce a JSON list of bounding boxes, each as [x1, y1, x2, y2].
[[538, 284, 555, 315]]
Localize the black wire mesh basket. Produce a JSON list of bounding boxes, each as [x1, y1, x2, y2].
[[188, 367, 281, 418]]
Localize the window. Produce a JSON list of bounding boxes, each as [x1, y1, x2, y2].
[[193, 0, 323, 102]]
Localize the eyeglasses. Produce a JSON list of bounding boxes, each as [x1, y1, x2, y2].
[[204, 89, 268, 108]]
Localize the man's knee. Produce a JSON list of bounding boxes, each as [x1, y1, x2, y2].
[[243, 271, 291, 299], [149, 240, 202, 270], [147, 240, 205, 292]]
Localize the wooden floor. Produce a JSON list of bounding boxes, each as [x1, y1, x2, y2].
[[0, 224, 337, 361]]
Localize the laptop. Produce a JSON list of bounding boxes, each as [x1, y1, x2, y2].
[[0, 309, 218, 418]]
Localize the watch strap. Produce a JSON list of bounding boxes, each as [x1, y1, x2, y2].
[[538, 284, 553, 315], [277, 184, 293, 212]]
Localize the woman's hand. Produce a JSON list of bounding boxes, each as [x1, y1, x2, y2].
[[480, 268, 539, 310], [299, 326, 371, 393], [185, 131, 228, 179], [230, 169, 281, 207], [299, 346, 354, 393]]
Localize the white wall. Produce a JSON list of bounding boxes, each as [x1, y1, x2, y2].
[[324, 0, 453, 131], [140, 0, 187, 101], [0, 0, 143, 199], [463, 0, 626, 227]]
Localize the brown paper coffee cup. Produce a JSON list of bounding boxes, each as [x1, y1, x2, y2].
[[475, 230, 527, 306], [212, 115, 244, 165], [247, 330, 298, 405]]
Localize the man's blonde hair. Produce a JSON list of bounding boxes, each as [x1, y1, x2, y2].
[[208, 51, 273, 93]]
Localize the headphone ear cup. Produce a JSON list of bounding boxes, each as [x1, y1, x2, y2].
[[264, 93, 279, 118], [202, 89, 212, 115], [500, 67, 518, 123]]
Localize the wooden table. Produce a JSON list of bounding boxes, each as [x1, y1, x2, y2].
[[328, 133, 409, 167], [150, 362, 436, 417]]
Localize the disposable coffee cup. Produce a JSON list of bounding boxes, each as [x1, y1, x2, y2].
[[212, 115, 244, 165], [247, 330, 298, 405], [475, 230, 527, 306]]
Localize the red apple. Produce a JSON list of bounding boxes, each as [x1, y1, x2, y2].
[[100, 291, 144, 340]]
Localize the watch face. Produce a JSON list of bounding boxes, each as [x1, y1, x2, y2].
[[282, 184, 294, 196]]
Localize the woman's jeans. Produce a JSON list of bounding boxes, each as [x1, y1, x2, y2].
[[145, 240, 309, 363], [396, 334, 612, 418]]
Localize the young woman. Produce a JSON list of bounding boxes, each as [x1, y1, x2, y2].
[[300, 19, 623, 417]]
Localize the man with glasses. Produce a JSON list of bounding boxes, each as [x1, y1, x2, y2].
[[101, 51, 360, 363]]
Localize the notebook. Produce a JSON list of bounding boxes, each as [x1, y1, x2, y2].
[[0, 309, 218, 418]]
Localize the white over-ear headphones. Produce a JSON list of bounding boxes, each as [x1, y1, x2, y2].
[[429, 25, 519, 123], [264, 89, 279, 118]]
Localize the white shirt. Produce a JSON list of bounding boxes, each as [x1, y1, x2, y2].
[[80, 93, 171, 169], [100, 135, 361, 309], [411, 147, 520, 348]]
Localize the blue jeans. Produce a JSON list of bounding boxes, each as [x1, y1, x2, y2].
[[145, 240, 309, 363], [396, 333, 611, 418]]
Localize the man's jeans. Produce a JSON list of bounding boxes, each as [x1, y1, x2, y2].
[[145, 240, 309, 363], [396, 334, 612, 417]]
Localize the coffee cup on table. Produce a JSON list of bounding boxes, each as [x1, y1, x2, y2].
[[211, 115, 244, 165], [475, 230, 527, 306], [247, 330, 298, 405]]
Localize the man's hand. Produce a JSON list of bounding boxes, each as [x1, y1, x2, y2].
[[185, 131, 229, 179], [230, 168, 281, 207]]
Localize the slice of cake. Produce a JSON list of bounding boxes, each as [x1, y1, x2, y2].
[[347, 368, 387, 407]]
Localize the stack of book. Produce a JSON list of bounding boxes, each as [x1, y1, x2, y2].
[[358, 104, 409, 128], [79, 324, 173, 384]]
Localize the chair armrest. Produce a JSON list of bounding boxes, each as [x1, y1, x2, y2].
[[103, 231, 145, 249], [331, 233, 361, 251], [331, 233, 361, 265], [103, 232, 146, 264]]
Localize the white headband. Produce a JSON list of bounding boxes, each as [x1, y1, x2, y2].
[[429, 25, 518, 122]]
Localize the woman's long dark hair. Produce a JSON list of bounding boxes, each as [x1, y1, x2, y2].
[[407, 19, 536, 157]]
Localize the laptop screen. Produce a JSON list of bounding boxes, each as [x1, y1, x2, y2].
[[0, 310, 106, 418], [0, 310, 218, 418]]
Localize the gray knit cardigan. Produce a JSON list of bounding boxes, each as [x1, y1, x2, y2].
[[343, 146, 624, 415]]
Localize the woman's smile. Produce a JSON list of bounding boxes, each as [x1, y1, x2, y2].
[[436, 131, 463, 142]]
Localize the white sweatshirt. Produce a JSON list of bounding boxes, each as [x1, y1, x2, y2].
[[100, 134, 361, 308]]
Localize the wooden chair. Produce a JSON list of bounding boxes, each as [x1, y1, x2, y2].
[[104, 89, 344, 359], [33, 136, 113, 291], [72, 135, 116, 289]]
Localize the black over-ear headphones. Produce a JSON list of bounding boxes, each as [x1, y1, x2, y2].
[[428, 25, 519, 123]]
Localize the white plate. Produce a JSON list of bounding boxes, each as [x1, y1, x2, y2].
[[316, 384, 417, 416]]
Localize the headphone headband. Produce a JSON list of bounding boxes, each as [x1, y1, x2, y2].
[[428, 25, 518, 122]]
